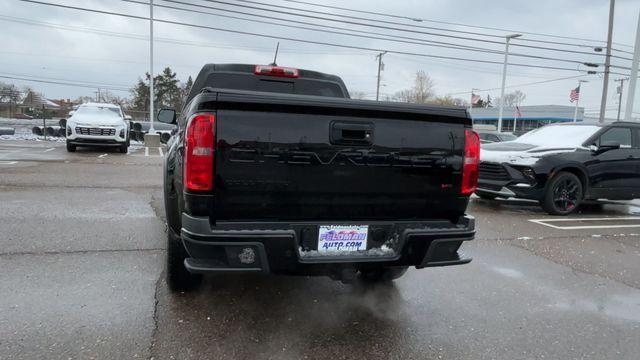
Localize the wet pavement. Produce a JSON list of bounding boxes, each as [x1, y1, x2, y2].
[[1, 140, 639, 359]]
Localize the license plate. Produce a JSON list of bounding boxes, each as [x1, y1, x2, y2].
[[318, 225, 368, 252]]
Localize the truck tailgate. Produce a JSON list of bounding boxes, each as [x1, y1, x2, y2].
[[210, 92, 470, 221]]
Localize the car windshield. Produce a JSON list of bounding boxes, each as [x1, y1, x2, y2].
[[514, 125, 599, 147], [75, 106, 122, 118], [498, 133, 517, 141]]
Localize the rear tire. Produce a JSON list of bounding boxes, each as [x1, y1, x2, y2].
[[359, 266, 409, 282], [66, 142, 76, 152], [541, 171, 583, 215], [166, 230, 202, 292]]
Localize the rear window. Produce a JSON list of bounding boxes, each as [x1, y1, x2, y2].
[[205, 73, 345, 98]]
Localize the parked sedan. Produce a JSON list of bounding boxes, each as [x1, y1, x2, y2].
[[476, 122, 640, 215]]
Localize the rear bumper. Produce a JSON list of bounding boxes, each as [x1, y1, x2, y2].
[[180, 213, 475, 275]]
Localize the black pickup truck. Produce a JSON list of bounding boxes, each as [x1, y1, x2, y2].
[[157, 64, 478, 291]]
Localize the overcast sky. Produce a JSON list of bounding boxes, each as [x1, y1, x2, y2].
[[1, 0, 639, 118]]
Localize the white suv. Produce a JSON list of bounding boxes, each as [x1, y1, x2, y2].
[[66, 103, 130, 153]]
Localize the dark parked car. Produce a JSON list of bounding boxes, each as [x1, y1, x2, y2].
[[157, 63, 478, 291], [476, 122, 640, 215], [478, 131, 518, 144]]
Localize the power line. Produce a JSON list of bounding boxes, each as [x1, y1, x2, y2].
[[152, 0, 604, 66], [0, 71, 131, 88], [15, 0, 623, 75], [0, 15, 365, 56], [195, 0, 632, 60], [0, 74, 131, 92], [445, 74, 589, 96], [389, 54, 579, 79], [278, 0, 636, 52], [150, 0, 511, 54]]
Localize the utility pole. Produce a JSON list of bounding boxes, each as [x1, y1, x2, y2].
[[615, 78, 628, 121], [375, 51, 386, 101], [497, 34, 522, 133], [148, 0, 155, 133], [599, 0, 615, 124], [624, 9, 640, 121]]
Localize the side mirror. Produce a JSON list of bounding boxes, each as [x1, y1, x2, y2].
[[590, 141, 620, 154], [124, 114, 133, 121], [68, 110, 75, 116], [157, 108, 176, 125]]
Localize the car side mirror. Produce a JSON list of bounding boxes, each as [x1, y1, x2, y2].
[[124, 114, 133, 120], [157, 108, 176, 125], [591, 141, 620, 154]]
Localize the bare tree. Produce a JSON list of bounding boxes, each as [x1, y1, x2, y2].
[[429, 96, 468, 107], [350, 91, 368, 100], [392, 70, 436, 103], [413, 70, 435, 103], [494, 90, 526, 107]]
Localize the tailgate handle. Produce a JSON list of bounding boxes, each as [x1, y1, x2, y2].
[[331, 122, 374, 145]]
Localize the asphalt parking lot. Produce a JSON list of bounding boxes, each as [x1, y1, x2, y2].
[[1, 140, 639, 360]]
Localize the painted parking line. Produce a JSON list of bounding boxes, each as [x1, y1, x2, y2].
[[0, 161, 18, 165], [98, 154, 108, 158], [529, 217, 640, 230], [0, 148, 25, 159], [43, 148, 55, 152], [125, 147, 164, 157]]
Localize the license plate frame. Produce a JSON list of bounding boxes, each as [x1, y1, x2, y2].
[[317, 225, 368, 253]]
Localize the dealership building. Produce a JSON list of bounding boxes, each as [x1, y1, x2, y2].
[[468, 105, 586, 133]]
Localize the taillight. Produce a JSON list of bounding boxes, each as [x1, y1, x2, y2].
[[461, 129, 480, 195], [184, 113, 215, 191], [254, 65, 299, 78]]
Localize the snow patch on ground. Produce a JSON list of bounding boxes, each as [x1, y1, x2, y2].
[[0, 126, 66, 142]]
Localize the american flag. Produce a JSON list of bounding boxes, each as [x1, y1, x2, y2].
[[569, 86, 580, 102], [471, 93, 481, 105]]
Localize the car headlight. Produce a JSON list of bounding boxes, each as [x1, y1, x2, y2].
[[119, 129, 125, 138]]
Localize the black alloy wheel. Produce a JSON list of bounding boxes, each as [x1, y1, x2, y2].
[[542, 171, 583, 215]]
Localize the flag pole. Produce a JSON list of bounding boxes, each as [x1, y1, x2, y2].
[[573, 80, 587, 122], [573, 94, 579, 123]]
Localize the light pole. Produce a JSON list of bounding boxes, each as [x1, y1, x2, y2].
[[573, 80, 588, 122], [497, 33, 522, 133], [149, 0, 155, 133], [624, 9, 640, 121]]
